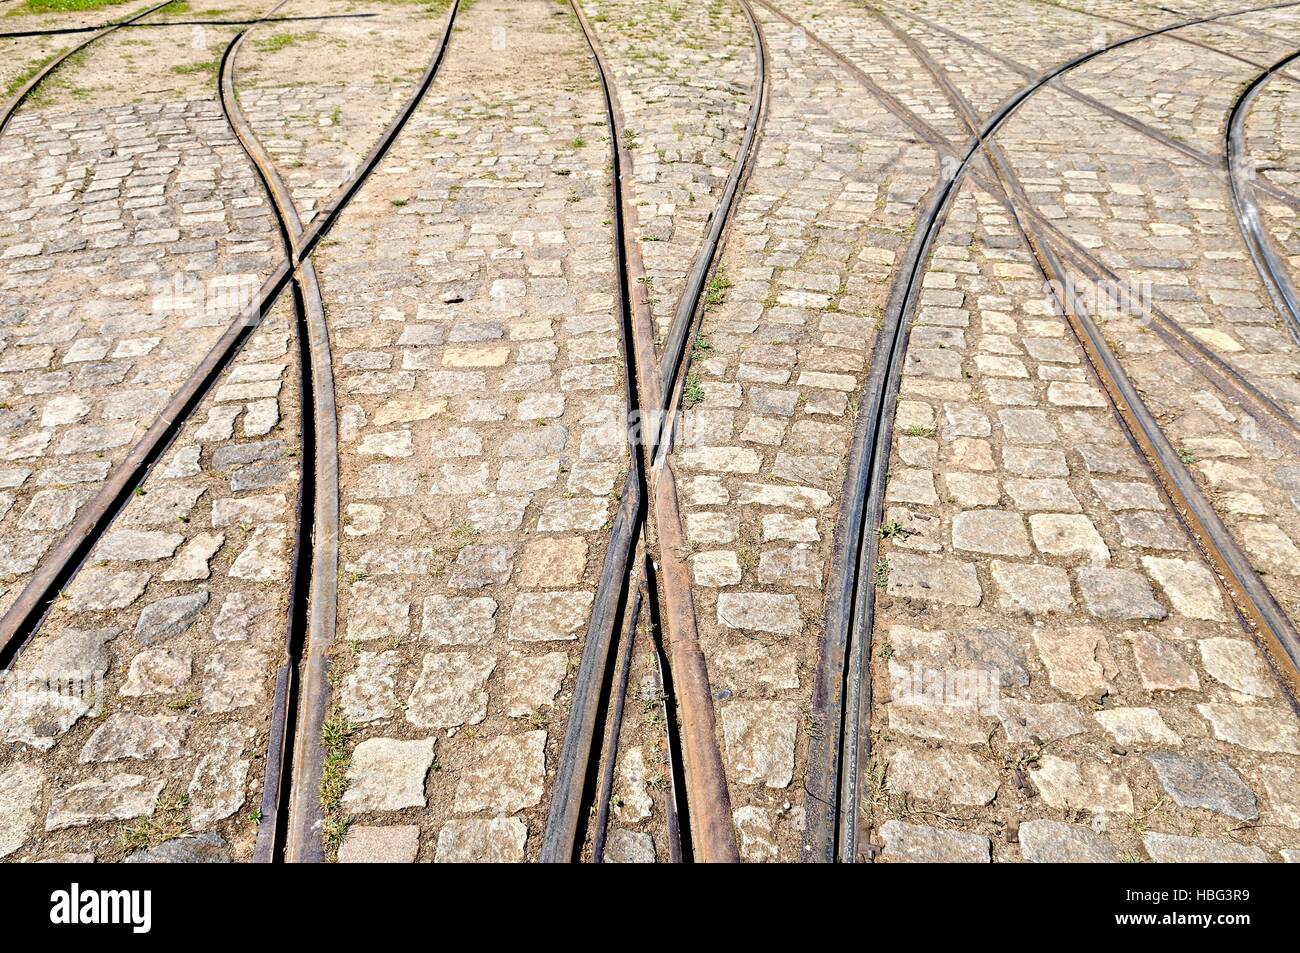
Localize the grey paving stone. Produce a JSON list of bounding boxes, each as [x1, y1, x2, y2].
[[1146, 752, 1258, 821], [879, 821, 991, 863]]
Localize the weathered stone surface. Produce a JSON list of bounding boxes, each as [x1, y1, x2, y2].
[[120, 647, 193, 697], [501, 651, 567, 717], [46, 774, 165, 831], [1198, 638, 1275, 698], [1260, 765, 1300, 827], [998, 699, 1089, 743], [454, 732, 546, 814], [229, 525, 287, 581], [98, 530, 185, 562], [888, 701, 988, 744], [341, 650, 401, 724], [886, 747, 1000, 805], [422, 595, 495, 645], [448, 544, 515, 589], [435, 818, 527, 863], [1131, 632, 1200, 692], [1142, 832, 1266, 863], [1198, 704, 1300, 754], [64, 569, 150, 611], [712, 640, 800, 692], [201, 646, 267, 713], [508, 591, 593, 641], [603, 828, 655, 863], [212, 591, 271, 641], [991, 560, 1073, 613], [79, 712, 187, 763], [1032, 628, 1117, 697], [406, 652, 496, 729], [1028, 513, 1109, 562], [721, 701, 797, 787], [951, 510, 1031, 556], [734, 806, 779, 862], [348, 582, 411, 642], [162, 532, 224, 581], [1030, 755, 1133, 813], [1146, 752, 1258, 820], [1093, 707, 1180, 747], [879, 821, 991, 863], [1, 627, 113, 749], [1019, 820, 1119, 862], [124, 833, 230, 864], [515, 537, 586, 588], [344, 738, 435, 814], [615, 746, 653, 823], [338, 825, 420, 863], [716, 592, 802, 635], [885, 553, 981, 606], [188, 724, 253, 829], [1076, 567, 1165, 620], [0, 763, 43, 858], [1141, 557, 1226, 621], [134, 590, 210, 644]]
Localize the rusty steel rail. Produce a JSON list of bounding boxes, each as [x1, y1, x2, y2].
[[878, 1, 1300, 704], [1227, 49, 1300, 345], [0, 0, 174, 138], [541, 0, 657, 864], [219, 14, 342, 864], [867, 4, 1300, 454], [0, 12, 375, 39], [543, 0, 767, 863], [798, 0, 1300, 862], [891, 4, 1300, 212], [0, 0, 462, 703]]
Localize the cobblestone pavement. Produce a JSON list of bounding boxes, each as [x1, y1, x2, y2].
[[235, 0, 453, 225], [583, 0, 755, 346], [3, 0, 1300, 864], [311, 0, 639, 863], [667, 0, 937, 861]]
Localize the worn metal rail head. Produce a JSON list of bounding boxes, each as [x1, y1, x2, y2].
[[218, 12, 344, 863], [0, 0, 175, 137], [0, 0, 465, 868], [1226, 49, 1300, 346], [543, 0, 768, 864], [800, 0, 1300, 862]]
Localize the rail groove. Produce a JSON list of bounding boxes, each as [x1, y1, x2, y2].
[[0, 0, 462, 760], [218, 10, 343, 863], [0, 0, 174, 137], [1227, 49, 1300, 345], [797, 0, 1300, 862], [542, 0, 767, 863]]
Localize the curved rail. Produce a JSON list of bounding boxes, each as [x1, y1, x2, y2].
[[1227, 49, 1300, 344], [881, 3, 1300, 701], [0, 0, 462, 705], [0, 0, 175, 137], [218, 13, 342, 863], [0, 12, 375, 40], [797, 0, 1300, 862], [866, 4, 1300, 452], [542, 0, 768, 863]]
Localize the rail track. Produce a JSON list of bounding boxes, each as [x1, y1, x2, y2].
[[0, 0, 174, 137], [789, 0, 1300, 863], [0, 0, 462, 862], [0, 11, 375, 40], [1228, 49, 1300, 343], [541, 0, 768, 864], [3, 0, 1298, 865]]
